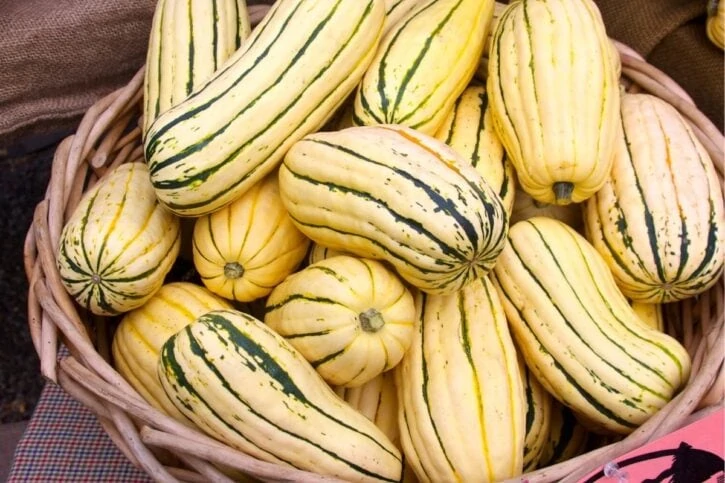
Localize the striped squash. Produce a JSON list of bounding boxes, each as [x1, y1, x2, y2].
[[352, 0, 495, 135], [142, 0, 250, 137], [474, 1, 510, 82], [334, 371, 422, 483], [492, 217, 692, 434], [434, 83, 516, 214], [396, 276, 525, 482], [158, 309, 402, 482], [144, 0, 385, 216], [519, 354, 553, 472], [537, 401, 591, 468], [191, 171, 310, 302], [265, 255, 416, 387], [278, 125, 509, 295], [111, 282, 232, 423], [487, 0, 621, 205], [333, 370, 400, 447], [57, 162, 180, 315], [584, 92, 725, 303], [307, 242, 350, 265], [383, 0, 423, 34]]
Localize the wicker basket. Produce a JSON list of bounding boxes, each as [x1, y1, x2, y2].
[[23, 5, 725, 481]]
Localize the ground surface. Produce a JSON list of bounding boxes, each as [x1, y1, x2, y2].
[[0, 139, 57, 424]]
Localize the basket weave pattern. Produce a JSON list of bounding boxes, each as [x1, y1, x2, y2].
[[23, 8, 725, 482]]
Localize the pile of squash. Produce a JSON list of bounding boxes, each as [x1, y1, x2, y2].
[[54, 0, 724, 481]]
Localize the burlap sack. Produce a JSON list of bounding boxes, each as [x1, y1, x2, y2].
[[0, 0, 156, 150], [594, 0, 724, 133], [0, 0, 722, 151]]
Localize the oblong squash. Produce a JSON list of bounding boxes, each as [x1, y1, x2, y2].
[[142, 0, 251, 137], [434, 84, 516, 214], [584, 92, 725, 303], [353, 0, 494, 135], [111, 282, 232, 422], [144, 0, 385, 216], [192, 171, 310, 302], [396, 276, 525, 482], [487, 0, 621, 205], [278, 125, 509, 295], [492, 217, 692, 435], [158, 308, 403, 482], [265, 255, 416, 387], [57, 162, 180, 315]]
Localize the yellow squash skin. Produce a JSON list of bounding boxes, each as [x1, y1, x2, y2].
[[519, 353, 553, 472], [192, 171, 310, 303], [142, 0, 250, 137], [434, 84, 516, 214], [383, 0, 424, 34], [630, 301, 665, 332], [265, 255, 416, 387], [487, 0, 621, 205], [353, 0, 494, 135], [111, 282, 232, 422], [492, 217, 692, 435], [396, 276, 525, 482], [334, 370, 401, 447], [278, 125, 509, 295], [158, 309, 403, 482], [57, 162, 180, 315], [307, 242, 350, 265], [144, 0, 385, 216], [584, 92, 725, 303], [334, 371, 423, 482], [475, 1, 510, 82]]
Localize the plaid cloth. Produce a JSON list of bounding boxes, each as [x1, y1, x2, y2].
[[8, 378, 152, 482]]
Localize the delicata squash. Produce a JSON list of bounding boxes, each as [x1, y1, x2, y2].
[[486, 0, 621, 205], [492, 217, 691, 435]]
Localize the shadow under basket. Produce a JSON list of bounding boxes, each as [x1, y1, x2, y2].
[[23, 25, 725, 483]]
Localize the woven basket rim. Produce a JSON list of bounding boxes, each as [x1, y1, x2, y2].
[[22, 29, 725, 483]]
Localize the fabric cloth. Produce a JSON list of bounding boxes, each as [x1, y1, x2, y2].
[[8, 378, 152, 482], [0, 0, 156, 147], [594, 0, 724, 132]]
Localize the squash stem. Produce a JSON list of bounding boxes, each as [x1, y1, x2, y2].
[[359, 308, 385, 332], [224, 262, 245, 279], [553, 182, 574, 205]]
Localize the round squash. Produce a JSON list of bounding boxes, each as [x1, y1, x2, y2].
[[265, 255, 416, 387], [192, 171, 310, 302], [57, 162, 181, 315]]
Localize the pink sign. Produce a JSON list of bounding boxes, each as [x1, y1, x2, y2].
[[579, 408, 724, 483]]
